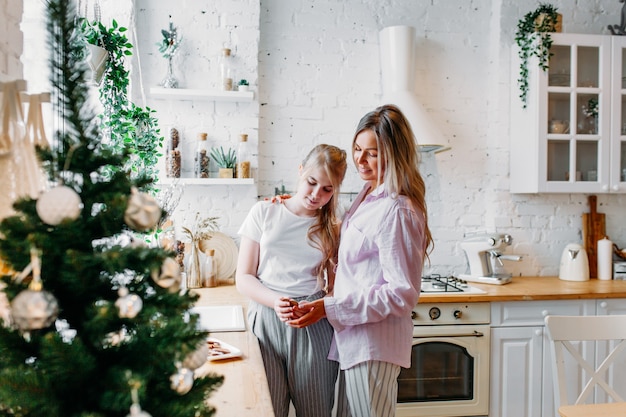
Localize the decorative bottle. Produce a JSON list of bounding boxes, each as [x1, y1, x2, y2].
[[166, 127, 181, 178], [219, 48, 234, 91], [203, 249, 218, 288], [236, 133, 251, 179], [194, 132, 210, 178]]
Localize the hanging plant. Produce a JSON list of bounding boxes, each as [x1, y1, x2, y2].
[[80, 18, 163, 193], [514, 3, 560, 107]]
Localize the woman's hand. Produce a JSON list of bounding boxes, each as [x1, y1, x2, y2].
[[287, 299, 326, 328]]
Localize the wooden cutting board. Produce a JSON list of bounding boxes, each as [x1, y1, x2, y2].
[[582, 195, 606, 278]]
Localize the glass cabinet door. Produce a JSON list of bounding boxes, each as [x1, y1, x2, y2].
[[544, 34, 610, 192], [613, 37, 626, 189]]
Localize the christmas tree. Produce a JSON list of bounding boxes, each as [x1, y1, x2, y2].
[[0, 1, 222, 416]]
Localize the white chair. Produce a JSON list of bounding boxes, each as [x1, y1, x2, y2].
[[544, 315, 626, 417]]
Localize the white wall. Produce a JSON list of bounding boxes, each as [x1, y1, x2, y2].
[[10, 0, 626, 277]]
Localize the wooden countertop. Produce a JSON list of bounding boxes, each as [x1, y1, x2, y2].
[[420, 276, 626, 303], [192, 285, 275, 417]]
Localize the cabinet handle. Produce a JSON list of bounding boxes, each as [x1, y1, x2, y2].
[[602, 184, 609, 191], [612, 185, 619, 192], [535, 329, 542, 336], [542, 310, 549, 316], [600, 301, 608, 308]]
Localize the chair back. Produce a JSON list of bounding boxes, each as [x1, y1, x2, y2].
[[545, 315, 626, 411]]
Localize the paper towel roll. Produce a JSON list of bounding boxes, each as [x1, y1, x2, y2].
[[597, 237, 613, 280]]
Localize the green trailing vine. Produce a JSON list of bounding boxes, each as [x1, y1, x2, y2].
[[81, 18, 163, 193], [515, 3, 560, 107]]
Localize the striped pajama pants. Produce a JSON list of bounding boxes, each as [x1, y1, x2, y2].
[[248, 291, 338, 417], [336, 360, 401, 417]]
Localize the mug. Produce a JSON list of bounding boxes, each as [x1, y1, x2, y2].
[[549, 119, 569, 134]]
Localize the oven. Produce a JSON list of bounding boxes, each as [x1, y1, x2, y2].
[[397, 276, 491, 417]]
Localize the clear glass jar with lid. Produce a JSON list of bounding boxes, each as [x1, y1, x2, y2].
[[194, 132, 210, 178], [236, 133, 251, 178], [219, 48, 234, 91]]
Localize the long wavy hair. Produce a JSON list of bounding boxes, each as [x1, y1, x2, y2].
[[299, 144, 347, 281], [352, 104, 434, 261]]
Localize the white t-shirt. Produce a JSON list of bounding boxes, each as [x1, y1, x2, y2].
[[238, 201, 324, 297]]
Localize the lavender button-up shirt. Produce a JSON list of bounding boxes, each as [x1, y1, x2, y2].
[[324, 183, 425, 370]]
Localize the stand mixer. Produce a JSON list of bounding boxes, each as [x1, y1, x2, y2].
[[458, 233, 522, 285]]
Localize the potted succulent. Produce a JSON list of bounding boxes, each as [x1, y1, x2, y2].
[[514, 3, 561, 107], [210, 146, 237, 178], [237, 79, 249, 92]]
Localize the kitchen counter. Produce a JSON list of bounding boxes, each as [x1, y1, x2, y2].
[[421, 276, 626, 303], [192, 285, 275, 417]]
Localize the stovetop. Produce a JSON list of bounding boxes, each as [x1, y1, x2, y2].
[[420, 275, 486, 295]]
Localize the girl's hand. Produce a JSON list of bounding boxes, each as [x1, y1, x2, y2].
[[274, 297, 296, 322]]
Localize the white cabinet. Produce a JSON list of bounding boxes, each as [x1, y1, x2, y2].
[[511, 33, 626, 193], [489, 300, 595, 417]]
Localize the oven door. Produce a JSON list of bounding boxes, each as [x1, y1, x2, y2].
[[396, 325, 490, 417]]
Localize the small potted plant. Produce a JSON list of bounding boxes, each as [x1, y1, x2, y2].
[[515, 3, 561, 107], [237, 79, 249, 92], [210, 146, 237, 178]]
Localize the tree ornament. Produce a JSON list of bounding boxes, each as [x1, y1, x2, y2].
[[115, 287, 143, 319], [124, 187, 162, 232], [10, 287, 59, 332], [170, 366, 194, 395], [10, 246, 59, 333], [126, 382, 152, 417], [183, 341, 209, 371], [151, 257, 182, 293], [36, 185, 82, 225]]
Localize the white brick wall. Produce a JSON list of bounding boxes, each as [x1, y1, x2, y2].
[[8, 0, 626, 277]]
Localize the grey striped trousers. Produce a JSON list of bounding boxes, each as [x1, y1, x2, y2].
[[248, 291, 338, 417]]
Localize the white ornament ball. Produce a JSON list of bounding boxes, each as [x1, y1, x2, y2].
[[124, 187, 162, 232], [36, 185, 82, 225], [182, 341, 209, 371], [11, 289, 59, 331], [115, 287, 143, 319], [127, 404, 152, 417], [151, 257, 182, 293], [170, 367, 194, 395]]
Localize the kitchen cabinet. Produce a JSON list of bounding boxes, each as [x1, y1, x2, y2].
[[490, 298, 626, 417], [490, 299, 595, 417], [510, 33, 626, 193]]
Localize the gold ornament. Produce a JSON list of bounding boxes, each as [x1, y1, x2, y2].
[[115, 287, 143, 319], [124, 187, 162, 232], [151, 257, 181, 293]]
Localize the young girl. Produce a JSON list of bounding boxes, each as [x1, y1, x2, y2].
[[289, 105, 434, 417], [236, 144, 347, 417]]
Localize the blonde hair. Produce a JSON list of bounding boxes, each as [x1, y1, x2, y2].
[[299, 144, 347, 280], [352, 104, 433, 261]]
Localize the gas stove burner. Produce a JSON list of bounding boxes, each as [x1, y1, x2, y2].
[[420, 274, 486, 294]]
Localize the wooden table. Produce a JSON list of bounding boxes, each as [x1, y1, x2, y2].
[[559, 402, 626, 417], [192, 285, 275, 417]]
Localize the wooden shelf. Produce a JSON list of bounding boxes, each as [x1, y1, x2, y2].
[[149, 87, 254, 102], [157, 178, 255, 186]]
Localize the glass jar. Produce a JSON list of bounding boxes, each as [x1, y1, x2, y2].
[[166, 127, 181, 178], [236, 133, 251, 179], [219, 48, 234, 91], [194, 132, 210, 178], [202, 249, 218, 288]]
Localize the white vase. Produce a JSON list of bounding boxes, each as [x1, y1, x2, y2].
[[87, 44, 108, 85]]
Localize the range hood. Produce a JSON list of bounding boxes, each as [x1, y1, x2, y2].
[[379, 26, 450, 153]]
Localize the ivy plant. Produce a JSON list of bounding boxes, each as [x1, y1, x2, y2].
[[81, 18, 163, 193], [514, 3, 560, 107]]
